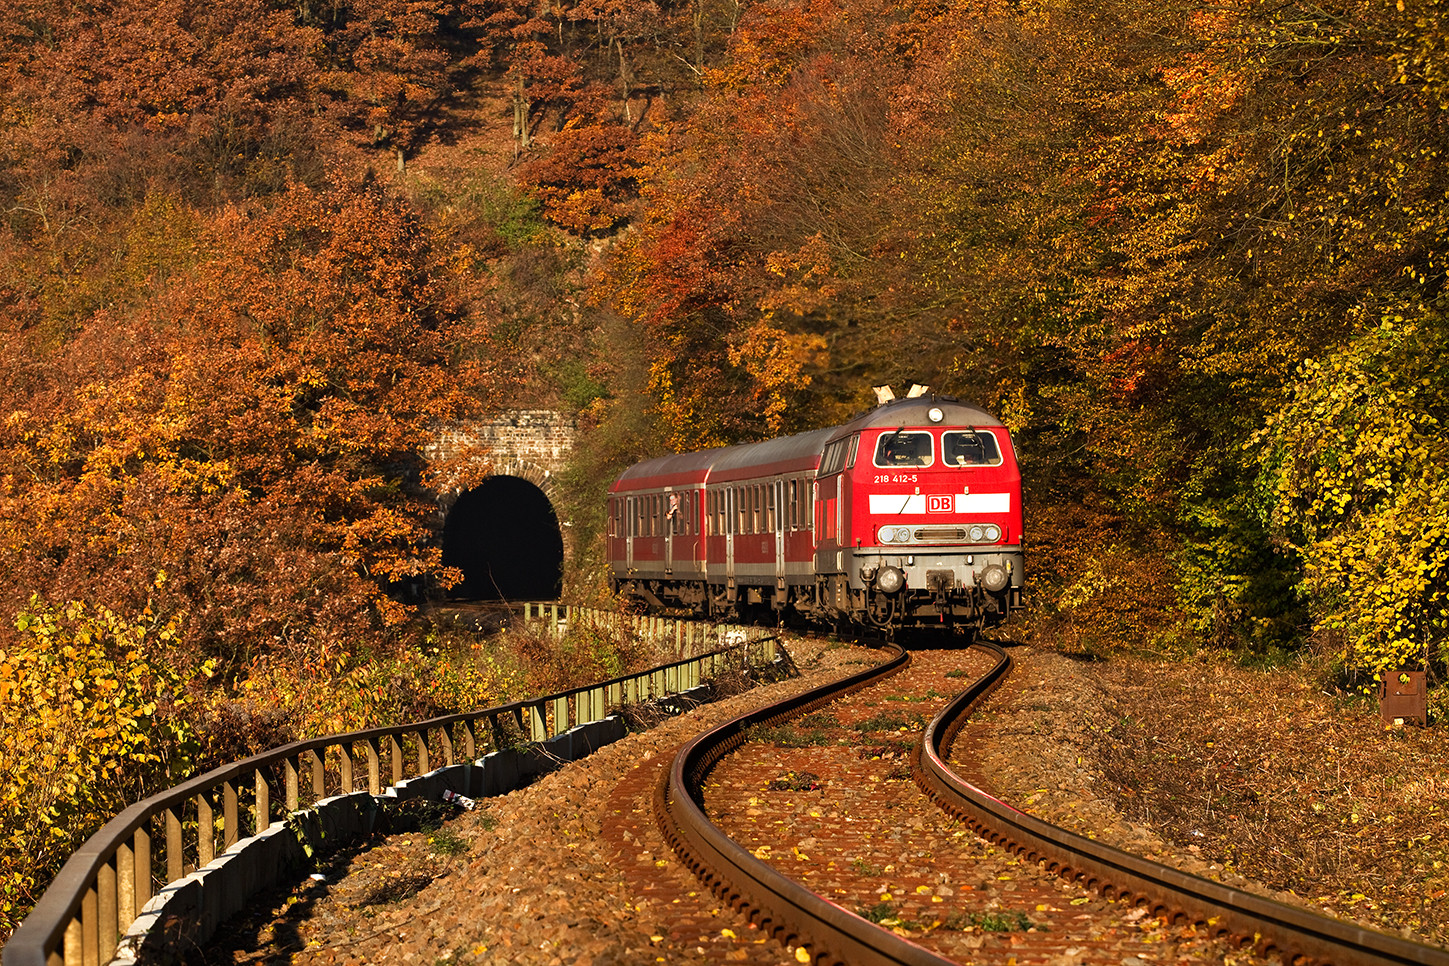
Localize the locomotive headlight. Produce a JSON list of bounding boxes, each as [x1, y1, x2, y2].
[[928, 407, 944, 423], [876, 565, 905, 594], [968, 524, 985, 542], [878, 526, 911, 544], [984, 524, 1002, 542]]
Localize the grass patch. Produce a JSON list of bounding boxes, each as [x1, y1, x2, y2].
[[428, 826, 470, 856], [766, 770, 821, 792], [746, 722, 833, 747], [940, 910, 1035, 932], [857, 901, 898, 924], [854, 711, 925, 733]]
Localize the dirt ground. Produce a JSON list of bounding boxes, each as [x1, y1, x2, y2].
[[966, 644, 1449, 949], [194, 637, 1449, 964]]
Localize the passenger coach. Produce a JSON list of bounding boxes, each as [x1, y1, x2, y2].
[[607, 395, 1024, 633]]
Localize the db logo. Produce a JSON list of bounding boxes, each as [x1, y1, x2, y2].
[[926, 494, 953, 513]]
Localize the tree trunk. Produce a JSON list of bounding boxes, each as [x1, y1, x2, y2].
[[617, 39, 634, 123], [513, 74, 531, 156]]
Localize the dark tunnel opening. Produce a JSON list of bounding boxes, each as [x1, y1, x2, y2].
[[442, 476, 564, 601]]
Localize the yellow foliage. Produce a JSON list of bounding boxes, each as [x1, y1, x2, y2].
[[1258, 316, 1449, 679], [0, 598, 202, 936]]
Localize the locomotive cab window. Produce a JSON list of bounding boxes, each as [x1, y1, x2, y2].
[[874, 431, 933, 467], [943, 430, 1002, 466]]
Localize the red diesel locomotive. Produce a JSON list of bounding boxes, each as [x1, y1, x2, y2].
[[607, 395, 1025, 633]]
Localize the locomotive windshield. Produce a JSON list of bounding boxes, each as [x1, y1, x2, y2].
[[874, 431, 932, 467], [943, 430, 1002, 466]]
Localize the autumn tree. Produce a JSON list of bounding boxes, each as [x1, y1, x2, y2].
[[0, 173, 491, 679]]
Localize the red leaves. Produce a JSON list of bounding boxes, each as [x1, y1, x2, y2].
[[518, 123, 646, 235]]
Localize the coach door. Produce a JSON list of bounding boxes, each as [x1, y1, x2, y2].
[[665, 490, 679, 574], [725, 486, 736, 585], [625, 496, 635, 570], [774, 479, 786, 591]]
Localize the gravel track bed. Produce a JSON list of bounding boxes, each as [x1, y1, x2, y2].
[[194, 638, 1443, 966]]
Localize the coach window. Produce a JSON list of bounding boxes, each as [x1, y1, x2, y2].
[[874, 431, 933, 467], [752, 485, 761, 533], [767, 483, 777, 532], [787, 480, 797, 529]]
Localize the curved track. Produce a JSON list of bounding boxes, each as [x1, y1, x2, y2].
[[656, 639, 1449, 966]]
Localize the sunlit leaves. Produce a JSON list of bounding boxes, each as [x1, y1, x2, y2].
[[0, 175, 486, 675], [0, 597, 204, 935], [1258, 314, 1449, 677]]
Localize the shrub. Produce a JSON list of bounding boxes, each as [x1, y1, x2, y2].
[[0, 597, 206, 938]]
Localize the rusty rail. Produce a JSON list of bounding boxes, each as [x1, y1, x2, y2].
[[915, 639, 1449, 966], [658, 642, 967, 965], [6, 625, 780, 966]]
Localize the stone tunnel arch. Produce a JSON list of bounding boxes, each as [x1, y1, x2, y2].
[[442, 475, 563, 601], [429, 414, 578, 602]]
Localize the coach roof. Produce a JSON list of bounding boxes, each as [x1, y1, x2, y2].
[[610, 396, 1003, 491]]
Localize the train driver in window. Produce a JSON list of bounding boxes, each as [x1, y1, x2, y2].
[[877, 432, 929, 466], [944, 430, 999, 466]]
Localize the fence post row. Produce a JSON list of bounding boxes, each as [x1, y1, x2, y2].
[[6, 604, 781, 966]]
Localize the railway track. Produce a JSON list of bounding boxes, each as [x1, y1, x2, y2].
[[655, 638, 1449, 966]]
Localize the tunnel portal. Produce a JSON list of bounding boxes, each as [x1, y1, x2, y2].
[[442, 476, 564, 601]]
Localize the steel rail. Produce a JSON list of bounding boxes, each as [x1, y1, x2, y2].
[[916, 639, 1449, 966], [658, 642, 968, 966]]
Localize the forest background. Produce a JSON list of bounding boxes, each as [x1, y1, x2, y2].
[[2, 0, 1447, 939]]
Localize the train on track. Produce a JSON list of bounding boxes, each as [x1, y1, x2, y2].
[[607, 392, 1024, 633]]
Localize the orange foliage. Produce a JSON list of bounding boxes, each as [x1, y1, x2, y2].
[[0, 174, 490, 676]]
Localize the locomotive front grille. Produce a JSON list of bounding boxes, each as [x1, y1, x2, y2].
[[913, 527, 967, 542]]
